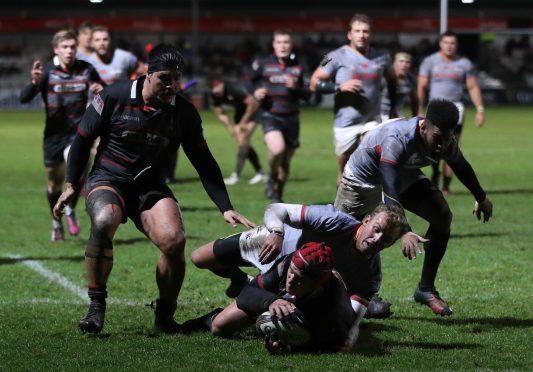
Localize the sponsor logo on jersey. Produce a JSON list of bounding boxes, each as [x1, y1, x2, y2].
[[53, 83, 87, 93]]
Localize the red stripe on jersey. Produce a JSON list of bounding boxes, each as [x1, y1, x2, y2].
[[257, 275, 264, 289], [77, 126, 88, 138], [374, 145, 382, 154], [101, 156, 125, 168], [300, 205, 307, 225], [380, 158, 398, 166]]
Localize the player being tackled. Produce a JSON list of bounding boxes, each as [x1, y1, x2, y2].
[[182, 242, 357, 354]]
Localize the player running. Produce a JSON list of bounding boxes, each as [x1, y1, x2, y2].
[[20, 29, 104, 241]]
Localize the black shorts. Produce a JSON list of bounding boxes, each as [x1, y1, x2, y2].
[[212, 233, 251, 266], [43, 133, 75, 167], [86, 176, 176, 224], [234, 107, 261, 124], [260, 112, 300, 148]]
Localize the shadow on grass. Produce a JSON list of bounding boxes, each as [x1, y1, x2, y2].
[[450, 231, 507, 239], [169, 177, 310, 185], [442, 188, 533, 196], [394, 316, 533, 329], [0, 255, 84, 265]]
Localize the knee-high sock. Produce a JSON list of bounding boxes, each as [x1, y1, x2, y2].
[[419, 226, 450, 290], [247, 147, 262, 172]]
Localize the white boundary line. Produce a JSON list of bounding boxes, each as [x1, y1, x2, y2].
[[7, 254, 89, 304]]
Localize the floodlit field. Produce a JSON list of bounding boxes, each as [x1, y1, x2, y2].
[[0, 106, 532, 370]]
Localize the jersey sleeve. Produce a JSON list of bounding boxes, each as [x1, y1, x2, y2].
[[378, 135, 406, 206], [320, 51, 339, 77], [181, 107, 234, 213], [88, 64, 105, 86], [301, 205, 357, 234], [77, 89, 114, 140]]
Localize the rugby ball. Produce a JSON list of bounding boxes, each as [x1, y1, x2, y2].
[[255, 311, 311, 346]]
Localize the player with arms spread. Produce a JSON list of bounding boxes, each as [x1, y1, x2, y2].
[[53, 44, 254, 335]]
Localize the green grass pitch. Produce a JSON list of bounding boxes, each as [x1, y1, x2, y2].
[[0, 106, 532, 370]]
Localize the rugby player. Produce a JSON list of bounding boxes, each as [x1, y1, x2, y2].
[[310, 13, 397, 186], [210, 79, 266, 185], [87, 25, 141, 85], [417, 31, 486, 195], [76, 22, 94, 62], [247, 29, 311, 203], [190, 203, 414, 324], [335, 99, 493, 316], [20, 29, 104, 241], [184, 242, 357, 354], [380, 52, 418, 121], [52, 44, 255, 334]]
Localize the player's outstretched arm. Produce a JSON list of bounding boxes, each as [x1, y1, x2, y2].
[[223, 210, 256, 229]]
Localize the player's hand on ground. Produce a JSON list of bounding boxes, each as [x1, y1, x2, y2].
[[53, 184, 76, 219], [264, 333, 291, 355], [31, 60, 43, 86], [253, 87, 267, 101], [89, 82, 104, 94], [475, 111, 485, 127], [259, 233, 283, 264], [401, 231, 428, 260], [473, 197, 493, 223], [269, 299, 296, 318], [339, 79, 363, 93], [223, 210, 256, 229]]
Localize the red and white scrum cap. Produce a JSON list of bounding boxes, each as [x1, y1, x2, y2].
[[291, 242, 334, 285]]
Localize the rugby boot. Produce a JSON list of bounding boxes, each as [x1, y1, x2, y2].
[[265, 176, 276, 199], [249, 172, 268, 185], [225, 274, 254, 298], [51, 226, 65, 242], [364, 293, 393, 319], [154, 299, 183, 334], [181, 308, 223, 334], [66, 212, 81, 236], [414, 283, 453, 316], [79, 301, 106, 334]]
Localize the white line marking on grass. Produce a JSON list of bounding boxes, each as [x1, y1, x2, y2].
[[7, 254, 89, 304], [0, 298, 146, 306]]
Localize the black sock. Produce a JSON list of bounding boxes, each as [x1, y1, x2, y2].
[[431, 163, 440, 186], [419, 227, 450, 290], [247, 147, 262, 172], [443, 176, 452, 191], [212, 267, 248, 283], [47, 190, 62, 218], [88, 288, 107, 306], [235, 148, 248, 176]]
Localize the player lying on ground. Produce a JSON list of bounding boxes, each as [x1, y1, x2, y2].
[[183, 242, 358, 354], [191, 203, 416, 327]]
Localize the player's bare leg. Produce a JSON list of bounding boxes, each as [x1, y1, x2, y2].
[[264, 131, 286, 201], [140, 197, 186, 333], [79, 186, 123, 333]]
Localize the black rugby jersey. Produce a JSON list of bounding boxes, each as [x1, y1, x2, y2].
[[211, 80, 250, 120], [247, 54, 309, 115], [20, 56, 104, 137], [67, 76, 233, 212]]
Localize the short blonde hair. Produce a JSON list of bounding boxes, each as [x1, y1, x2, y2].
[[394, 52, 412, 63], [52, 29, 77, 47]]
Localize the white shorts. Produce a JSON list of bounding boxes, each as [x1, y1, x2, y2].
[[239, 225, 295, 273], [333, 121, 379, 156]]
